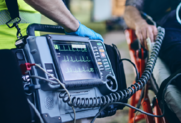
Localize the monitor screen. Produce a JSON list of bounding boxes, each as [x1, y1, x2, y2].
[[54, 41, 100, 81]]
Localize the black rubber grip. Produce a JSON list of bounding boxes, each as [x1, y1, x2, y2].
[[27, 23, 65, 36]]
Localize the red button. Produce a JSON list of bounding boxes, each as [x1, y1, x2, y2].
[[101, 53, 105, 57]]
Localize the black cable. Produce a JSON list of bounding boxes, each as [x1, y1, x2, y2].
[[92, 73, 180, 123], [161, 73, 181, 103], [59, 27, 165, 109], [135, 86, 145, 112], [120, 58, 139, 81], [90, 102, 165, 123], [91, 71, 181, 123], [91, 73, 181, 123], [91, 60, 181, 123]]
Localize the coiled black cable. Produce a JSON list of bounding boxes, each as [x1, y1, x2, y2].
[[59, 27, 165, 108]]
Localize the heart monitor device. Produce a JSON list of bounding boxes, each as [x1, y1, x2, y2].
[[21, 34, 118, 122]]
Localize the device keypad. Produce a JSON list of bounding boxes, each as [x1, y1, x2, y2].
[[97, 62, 103, 65], [91, 41, 113, 81], [103, 62, 109, 65], [105, 65, 110, 68], [100, 68, 105, 71], [45, 64, 57, 81], [99, 49, 105, 52], [94, 49, 98, 52], [95, 54, 101, 58], [94, 52, 99, 55], [93, 46, 98, 49], [100, 52, 106, 58], [97, 58, 102, 62], [102, 59, 107, 62], [99, 65, 104, 68]]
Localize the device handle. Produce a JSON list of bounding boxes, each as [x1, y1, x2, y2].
[[27, 23, 65, 36]]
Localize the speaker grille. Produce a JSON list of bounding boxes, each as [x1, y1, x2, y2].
[[45, 97, 54, 110]]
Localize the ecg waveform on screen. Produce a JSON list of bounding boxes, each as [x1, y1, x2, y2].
[[62, 56, 91, 62], [66, 66, 94, 73], [54, 45, 87, 52]]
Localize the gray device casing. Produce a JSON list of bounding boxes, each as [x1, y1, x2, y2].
[[23, 35, 118, 123]]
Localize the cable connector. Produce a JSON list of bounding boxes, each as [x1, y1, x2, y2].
[[20, 63, 35, 75]]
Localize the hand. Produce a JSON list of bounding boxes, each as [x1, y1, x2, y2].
[[135, 21, 157, 49], [65, 23, 104, 42]]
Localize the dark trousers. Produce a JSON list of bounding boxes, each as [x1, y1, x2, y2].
[[0, 50, 31, 123], [159, 15, 181, 88], [159, 27, 181, 73], [158, 14, 181, 123]]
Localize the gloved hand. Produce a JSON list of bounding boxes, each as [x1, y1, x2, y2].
[[65, 23, 104, 42]]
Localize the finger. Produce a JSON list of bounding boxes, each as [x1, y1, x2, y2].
[[140, 29, 148, 49], [144, 38, 148, 50], [147, 28, 154, 42], [136, 30, 145, 45], [152, 26, 158, 40], [141, 28, 147, 42], [95, 33, 104, 42], [136, 32, 143, 46]]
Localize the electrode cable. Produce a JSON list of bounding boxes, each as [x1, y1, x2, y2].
[[34, 64, 77, 123], [27, 98, 44, 123], [90, 101, 165, 123]]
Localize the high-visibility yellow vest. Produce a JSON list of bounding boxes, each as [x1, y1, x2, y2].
[[0, 0, 41, 49]]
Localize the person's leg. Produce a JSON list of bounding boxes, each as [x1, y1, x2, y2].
[[159, 28, 181, 89], [157, 28, 181, 123], [159, 28, 181, 72], [0, 50, 31, 123]]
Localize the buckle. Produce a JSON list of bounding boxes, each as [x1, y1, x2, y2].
[[15, 36, 28, 48], [6, 17, 21, 28]]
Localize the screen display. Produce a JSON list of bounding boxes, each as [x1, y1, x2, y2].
[[54, 41, 100, 81]]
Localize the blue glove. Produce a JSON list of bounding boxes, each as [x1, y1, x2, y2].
[[65, 23, 104, 42]]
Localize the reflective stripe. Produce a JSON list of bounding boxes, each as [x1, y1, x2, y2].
[[0, 10, 41, 25]]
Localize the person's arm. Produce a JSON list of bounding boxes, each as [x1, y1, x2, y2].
[[24, 0, 79, 32], [124, 5, 158, 47], [24, 0, 103, 41]]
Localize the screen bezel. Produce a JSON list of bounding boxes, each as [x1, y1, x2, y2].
[[46, 35, 102, 86]]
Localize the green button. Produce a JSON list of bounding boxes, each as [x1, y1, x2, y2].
[[97, 43, 102, 46]]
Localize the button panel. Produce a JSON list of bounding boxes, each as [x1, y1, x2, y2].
[[100, 68, 105, 71], [100, 52, 106, 58], [99, 49, 105, 52], [103, 62, 109, 65], [102, 59, 108, 62], [105, 65, 110, 68], [97, 58, 102, 62], [94, 49, 98, 52], [97, 62, 103, 65], [105, 67, 111, 70], [92, 43, 112, 74], [45, 64, 57, 81], [94, 52, 99, 55], [99, 65, 104, 68]]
